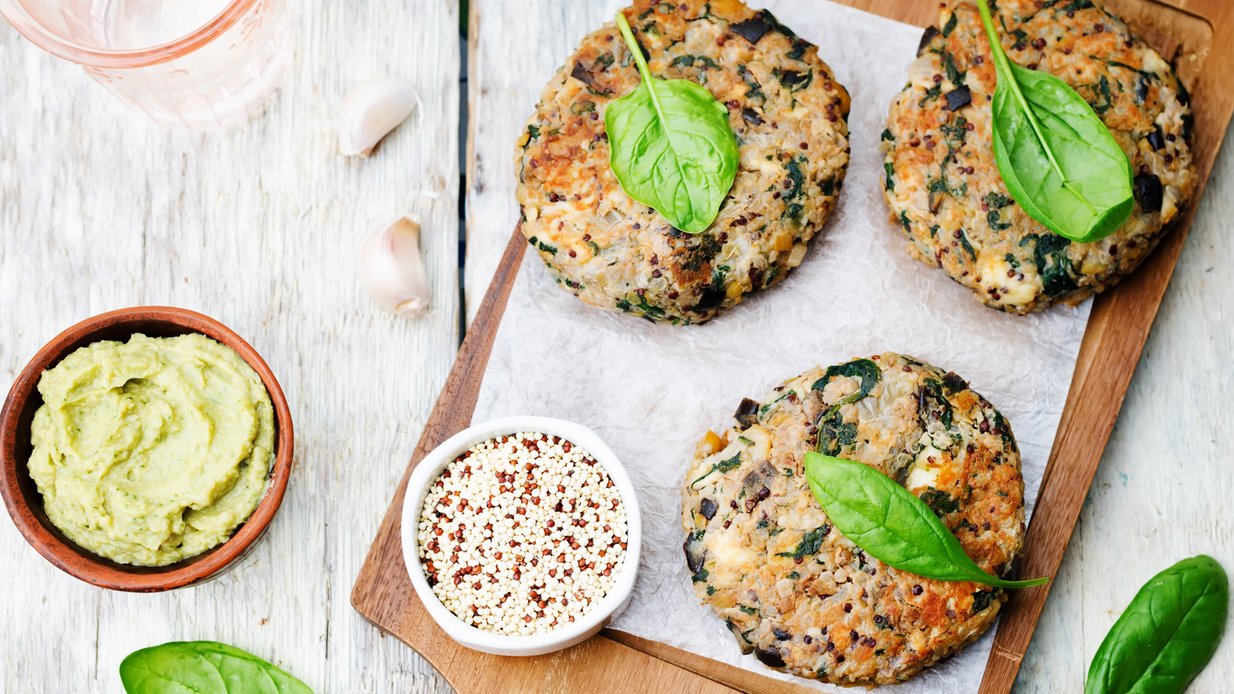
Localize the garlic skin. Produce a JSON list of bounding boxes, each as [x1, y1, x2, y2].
[[339, 78, 418, 157], [358, 217, 431, 317]]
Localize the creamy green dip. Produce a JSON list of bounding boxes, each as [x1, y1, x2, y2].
[[28, 333, 275, 567]]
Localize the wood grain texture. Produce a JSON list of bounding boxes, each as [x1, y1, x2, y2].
[[351, 227, 739, 693], [0, 0, 460, 691], [463, 1, 607, 324], [1019, 98, 1234, 694]]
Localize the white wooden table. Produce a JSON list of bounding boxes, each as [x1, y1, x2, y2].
[[3, 1, 1232, 691]]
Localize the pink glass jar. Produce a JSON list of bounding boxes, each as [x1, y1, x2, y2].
[[1, 0, 292, 129]]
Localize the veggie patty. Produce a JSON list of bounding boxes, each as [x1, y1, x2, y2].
[[516, 0, 851, 324], [682, 353, 1027, 684], [882, 0, 1195, 313]]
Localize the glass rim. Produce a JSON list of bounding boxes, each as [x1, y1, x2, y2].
[[0, 0, 260, 68]]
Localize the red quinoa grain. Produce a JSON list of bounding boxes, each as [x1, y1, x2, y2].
[[418, 432, 628, 635]]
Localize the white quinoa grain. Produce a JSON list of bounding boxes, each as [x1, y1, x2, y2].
[[418, 432, 628, 635]]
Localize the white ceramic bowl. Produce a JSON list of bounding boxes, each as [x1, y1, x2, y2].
[[401, 416, 642, 656]]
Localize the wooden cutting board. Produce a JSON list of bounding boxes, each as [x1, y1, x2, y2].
[[353, 1, 1234, 692]]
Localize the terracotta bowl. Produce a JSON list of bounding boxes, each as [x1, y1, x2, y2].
[[0, 307, 294, 592]]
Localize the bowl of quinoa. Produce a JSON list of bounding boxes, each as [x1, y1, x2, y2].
[[401, 416, 642, 656]]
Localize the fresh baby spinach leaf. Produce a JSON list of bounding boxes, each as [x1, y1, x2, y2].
[[605, 11, 739, 234], [976, 1, 1133, 243], [1086, 555, 1228, 694], [120, 641, 312, 694], [803, 452, 1048, 589]]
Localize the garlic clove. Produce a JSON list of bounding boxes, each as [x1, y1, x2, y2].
[[339, 78, 419, 157], [357, 216, 431, 317]]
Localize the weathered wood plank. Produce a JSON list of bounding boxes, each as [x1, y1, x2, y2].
[[0, 0, 461, 691], [1017, 125, 1234, 693], [464, 0, 609, 324]]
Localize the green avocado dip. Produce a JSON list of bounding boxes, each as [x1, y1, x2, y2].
[[27, 333, 275, 567]]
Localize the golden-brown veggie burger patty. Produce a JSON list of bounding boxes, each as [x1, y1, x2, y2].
[[516, 0, 851, 324], [682, 353, 1026, 685], [882, 0, 1195, 313]]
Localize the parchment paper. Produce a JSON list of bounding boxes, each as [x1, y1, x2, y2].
[[472, 2, 1091, 690]]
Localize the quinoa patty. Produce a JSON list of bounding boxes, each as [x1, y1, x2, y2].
[[682, 353, 1026, 685], [516, 0, 851, 325], [882, 0, 1196, 313]]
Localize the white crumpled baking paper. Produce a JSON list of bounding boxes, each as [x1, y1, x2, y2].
[[472, 1, 1091, 690]]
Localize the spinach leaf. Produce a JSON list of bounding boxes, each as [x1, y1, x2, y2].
[[1029, 232, 1078, 297], [605, 11, 739, 234], [972, 589, 997, 613], [918, 378, 955, 430], [1086, 555, 1228, 694], [816, 409, 857, 456], [690, 452, 743, 488], [976, 1, 1133, 243], [941, 11, 958, 38], [120, 641, 312, 694], [811, 358, 881, 405], [811, 360, 880, 455], [803, 453, 1048, 589], [775, 525, 830, 560], [919, 488, 960, 515]]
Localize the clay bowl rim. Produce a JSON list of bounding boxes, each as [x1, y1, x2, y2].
[[0, 306, 294, 592]]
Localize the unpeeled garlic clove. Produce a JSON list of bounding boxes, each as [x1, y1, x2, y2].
[[357, 216, 431, 317], [339, 78, 418, 157]]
